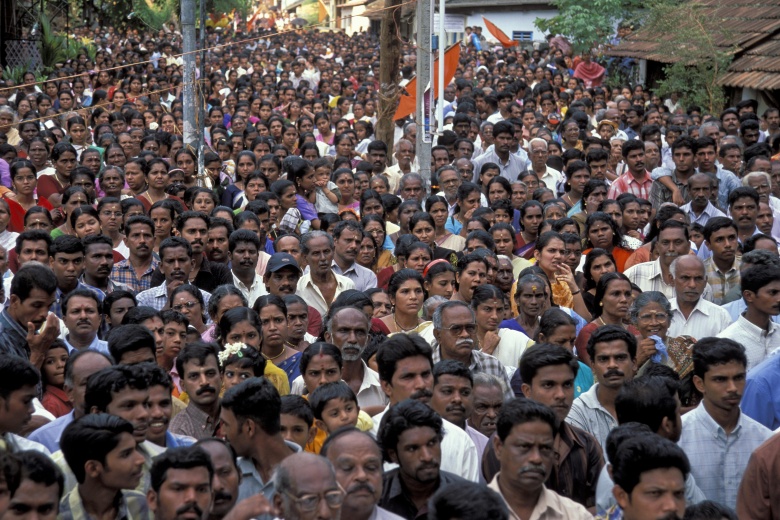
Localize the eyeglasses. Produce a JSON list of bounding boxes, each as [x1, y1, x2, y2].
[[172, 301, 200, 312], [638, 312, 669, 323], [282, 485, 345, 512], [443, 323, 477, 335]]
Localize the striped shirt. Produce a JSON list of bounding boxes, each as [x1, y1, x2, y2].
[[59, 489, 151, 520]]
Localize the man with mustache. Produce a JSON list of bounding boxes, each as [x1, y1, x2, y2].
[[52, 364, 164, 495], [61, 289, 109, 354], [378, 399, 468, 519], [321, 428, 404, 520], [296, 232, 355, 318], [718, 264, 780, 370], [430, 360, 489, 458], [668, 256, 731, 339], [81, 235, 131, 303], [137, 237, 212, 312], [567, 326, 636, 454], [514, 344, 604, 511], [679, 173, 726, 227], [490, 399, 592, 520], [679, 337, 772, 510], [430, 301, 513, 399], [149, 212, 232, 294], [648, 137, 696, 208], [196, 439, 241, 520], [700, 217, 741, 305], [371, 334, 480, 482], [607, 140, 652, 201], [323, 306, 387, 413], [170, 343, 223, 440], [59, 414, 147, 520], [111, 216, 158, 294], [147, 446, 214, 520], [228, 229, 266, 309], [625, 221, 713, 302], [331, 221, 377, 292], [600, 435, 691, 520], [728, 186, 761, 247]]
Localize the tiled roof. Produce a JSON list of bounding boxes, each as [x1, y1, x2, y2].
[[604, 0, 780, 89]]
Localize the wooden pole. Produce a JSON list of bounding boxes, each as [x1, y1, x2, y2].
[[375, 0, 402, 157]]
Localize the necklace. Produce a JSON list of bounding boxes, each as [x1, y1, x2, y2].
[[144, 191, 165, 205], [598, 316, 625, 329], [262, 345, 287, 361], [393, 313, 418, 332]]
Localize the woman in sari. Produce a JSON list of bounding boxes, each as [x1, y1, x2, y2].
[[426, 195, 466, 252]]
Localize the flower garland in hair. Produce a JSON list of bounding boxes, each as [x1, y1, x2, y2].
[[219, 342, 247, 367]]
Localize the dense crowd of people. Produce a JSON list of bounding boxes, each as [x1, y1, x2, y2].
[[0, 15, 778, 520]]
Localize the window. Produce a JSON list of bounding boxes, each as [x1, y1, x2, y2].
[[512, 31, 533, 42]]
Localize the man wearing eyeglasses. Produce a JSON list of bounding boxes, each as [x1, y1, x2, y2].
[[429, 301, 514, 399], [273, 452, 345, 520]]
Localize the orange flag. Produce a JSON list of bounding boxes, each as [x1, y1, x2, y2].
[[393, 44, 460, 121], [482, 17, 518, 48]]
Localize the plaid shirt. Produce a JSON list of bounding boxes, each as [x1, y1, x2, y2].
[[432, 345, 514, 399], [136, 282, 211, 312], [110, 258, 159, 294], [59, 489, 151, 520], [607, 171, 653, 201], [703, 255, 741, 305], [51, 282, 91, 319]]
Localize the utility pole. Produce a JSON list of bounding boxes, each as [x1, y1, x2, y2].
[[197, 0, 207, 186], [416, 0, 432, 187], [182, 0, 198, 149]]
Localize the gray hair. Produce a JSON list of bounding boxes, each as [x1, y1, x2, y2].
[[301, 230, 334, 256], [432, 300, 474, 329], [742, 171, 771, 187], [325, 305, 369, 335], [208, 285, 247, 321], [399, 173, 424, 190], [700, 120, 722, 133], [629, 291, 673, 325], [472, 372, 509, 396], [422, 296, 449, 321], [272, 456, 336, 509], [669, 255, 705, 279], [528, 138, 548, 151], [743, 249, 780, 267]]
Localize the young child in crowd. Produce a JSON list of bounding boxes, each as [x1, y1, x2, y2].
[[280, 395, 316, 450], [40, 340, 72, 418]]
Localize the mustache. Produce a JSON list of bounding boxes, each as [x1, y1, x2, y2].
[[411, 389, 433, 401], [520, 464, 546, 476], [214, 491, 233, 503], [176, 504, 204, 517], [196, 386, 216, 395], [347, 483, 376, 495], [603, 369, 624, 378]]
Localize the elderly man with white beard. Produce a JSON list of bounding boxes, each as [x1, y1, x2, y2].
[[324, 306, 388, 415]]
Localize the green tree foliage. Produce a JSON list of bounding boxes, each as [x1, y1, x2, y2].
[[641, 0, 734, 113], [534, 0, 641, 54]]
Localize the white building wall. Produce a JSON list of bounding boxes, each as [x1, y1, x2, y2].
[[341, 5, 371, 34], [465, 9, 557, 43]]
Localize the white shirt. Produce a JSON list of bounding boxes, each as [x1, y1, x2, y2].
[[717, 315, 780, 370], [668, 297, 733, 339], [371, 406, 480, 482], [289, 360, 387, 409], [565, 384, 616, 454], [296, 272, 355, 318], [232, 270, 267, 309], [492, 328, 533, 369], [680, 201, 727, 227]]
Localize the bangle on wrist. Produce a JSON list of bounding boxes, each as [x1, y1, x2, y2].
[[571, 289, 581, 295]]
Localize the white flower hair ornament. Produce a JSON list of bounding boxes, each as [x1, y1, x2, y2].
[[219, 342, 248, 367]]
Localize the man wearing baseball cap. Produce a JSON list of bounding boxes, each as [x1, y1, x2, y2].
[[263, 252, 323, 336]]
